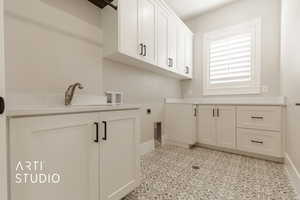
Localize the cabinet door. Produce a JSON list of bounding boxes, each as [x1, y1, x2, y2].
[[216, 106, 236, 149], [118, 0, 139, 58], [176, 24, 185, 74], [156, 6, 169, 69], [184, 31, 193, 78], [100, 110, 140, 200], [139, 0, 157, 64], [197, 105, 217, 145], [9, 113, 99, 200], [168, 16, 177, 71], [164, 104, 197, 146]]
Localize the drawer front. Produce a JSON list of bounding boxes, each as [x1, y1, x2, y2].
[[237, 106, 281, 131], [237, 128, 282, 157]]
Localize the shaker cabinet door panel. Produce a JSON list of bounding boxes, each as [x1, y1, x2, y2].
[[157, 6, 169, 69], [100, 111, 140, 200], [176, 25, 185, 74], [164, 104, 197, 146], [9, 113, 99, 200], [216, 106, 236, 149], [197, 106, 217, 146], [119, 0, 139, 58], [139, 0, 157, 64]]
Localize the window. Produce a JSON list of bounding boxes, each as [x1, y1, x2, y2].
[[202, 19, 261, 95]]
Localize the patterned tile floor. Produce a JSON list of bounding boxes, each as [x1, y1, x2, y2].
[[125, 145, 299, 200]]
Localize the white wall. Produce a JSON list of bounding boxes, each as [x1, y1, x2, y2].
[[103, 59, 181, 142], [5, 0, 103, 106], [181, 0, 281, 98], [281, 0, 300, 187], [4, 0, 182, 143]]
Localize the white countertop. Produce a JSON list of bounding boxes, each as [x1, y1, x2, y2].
[[7, 104, 140, 118], [165, 97, 286, 106]]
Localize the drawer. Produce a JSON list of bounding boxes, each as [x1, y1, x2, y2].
[[237, 128, 282, 157], [237, 106, 281, 131]]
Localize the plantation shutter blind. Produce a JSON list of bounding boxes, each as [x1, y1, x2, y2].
[[209, 33, 252, 84]]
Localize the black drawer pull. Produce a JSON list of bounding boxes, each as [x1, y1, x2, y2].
[[139, 43, 144, 56], [296, 103, 300, 106], [94, 122, 99, 143], [102, 121, 107, 141], [251, 116, 264, 119], [168, 58, 171, 67], [143, 45, 147, 57], [0, 96, 4, 115], [185, 66, 189, 74], [251, 140, 263, 144]]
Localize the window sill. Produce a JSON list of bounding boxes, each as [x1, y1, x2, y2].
[[203, 86, 261, 96]]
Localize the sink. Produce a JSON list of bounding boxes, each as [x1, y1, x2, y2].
[[71, 95, 109, 106]]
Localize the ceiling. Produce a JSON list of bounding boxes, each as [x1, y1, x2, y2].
[[164, 0, 240, 20]]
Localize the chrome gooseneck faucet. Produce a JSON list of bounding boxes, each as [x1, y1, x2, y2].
[[65, 83, 84, 106]]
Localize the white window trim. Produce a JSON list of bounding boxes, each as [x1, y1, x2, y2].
[[202, 18, 262, 96]]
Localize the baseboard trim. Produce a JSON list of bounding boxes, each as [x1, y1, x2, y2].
[[285, 153, 300, 196], [196, 143, 284, 163], [140, 140, 155, 156], [164, 139, 191, 149]]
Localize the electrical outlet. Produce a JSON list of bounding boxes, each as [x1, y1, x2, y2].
[[262, 85, 269, 93]]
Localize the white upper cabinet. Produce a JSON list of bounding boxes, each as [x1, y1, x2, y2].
[[138, 0, 157, 64], [184, 30, 193, 78], [156, 5, 169, 69], [176, 23, 185, 74], [167, 16, 177, 71], [101, 0, 193, 80], [117, 0, 139, 58], [176, 24, 193, 78]]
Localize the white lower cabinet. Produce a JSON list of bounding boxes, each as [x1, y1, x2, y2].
[[197, 105, 217, 146], [236, 106, 283, 158], [216, 106, 236, 149], [99, 111, 140, 200], [9, 110, 140, 200], [237, 128, 282, 157], [197, 105, 236, 149], [166, 103, 284, 159], [164, 104, 197, 147]]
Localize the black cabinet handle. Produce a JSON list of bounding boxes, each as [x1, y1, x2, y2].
[[251, 140, 263, 144], [94, 122, 99, 143], [139, 43, 144, 56], [296, 103, 300, 106], [102, 121, 107, 141], [213, 108, 215, 117], [251, 116, 264, 119], [143, 45, 147, 57], [168, 58, 171, 67], [217, 108, 220, 117], [0, 97, 4, 115], [194, 107, 197, 117], [185, 66, 189, 74]]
